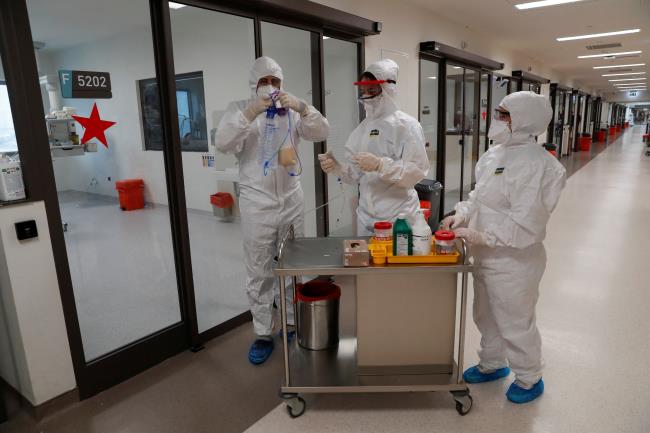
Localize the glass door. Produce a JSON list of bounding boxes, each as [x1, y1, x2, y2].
[[168, 4, 255, 334], [27, 0, 185, 363], [419, 58, 439, 180], [323, 36, 361, 236], [478, 73, 489, 159], [444, 64, 480, 213]]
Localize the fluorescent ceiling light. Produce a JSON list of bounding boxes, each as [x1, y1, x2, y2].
[[609, 77, 647, 82], [427, 76, 437, 79], [169, 2, 186, 9], [453, 66, 461, 69], [593, 63, 645, 69], [616, 86, 647, 89], [557, 29, 640, 41], [578, 51, 642, 59], [515, 0, 583, 10], [322, 36, 330, 40], [619, 89, 646, 91], [601, 72, 647, 77]]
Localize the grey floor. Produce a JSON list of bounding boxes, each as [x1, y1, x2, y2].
[[58, 191, 248, 361], [1, 128, 646, 433]]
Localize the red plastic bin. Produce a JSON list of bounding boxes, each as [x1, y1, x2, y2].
[[579, 135, 592, 151], [116, 179, 145, 211], [596, 130, 607, 142]]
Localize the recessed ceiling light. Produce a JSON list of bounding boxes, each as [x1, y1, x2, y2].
[[609, 77, 647, 82], [557, 29, 640, 41], [601, 72, 647, 77], [578, 51, 642, 59], [593, 63, 646, 69], [427, 76, 437, 79], [169, 2, 186, 9], [453, 66, 461, 69], [322, 36, 330, 40], [515, 0, 583, 10]]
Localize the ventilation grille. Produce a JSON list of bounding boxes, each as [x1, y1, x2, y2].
[[586, 43, 622, 50]]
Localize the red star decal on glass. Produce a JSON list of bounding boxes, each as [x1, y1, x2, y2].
[[72, 103, 116, 148]]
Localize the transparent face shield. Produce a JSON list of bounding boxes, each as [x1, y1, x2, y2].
[[355, 80, 384, 101]]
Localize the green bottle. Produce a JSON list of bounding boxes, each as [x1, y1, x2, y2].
[[393, 213, 413, 256]]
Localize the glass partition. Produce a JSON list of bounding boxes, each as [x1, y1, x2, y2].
[[419, 58, 439, 180]]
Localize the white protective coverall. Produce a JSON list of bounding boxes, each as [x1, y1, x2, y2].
[[455, 91, 566, 386], [335, 59, 429, 235], [215, 57, 329, 337]]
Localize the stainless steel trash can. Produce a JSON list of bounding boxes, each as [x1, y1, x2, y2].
[[296, 281, 341, 351]]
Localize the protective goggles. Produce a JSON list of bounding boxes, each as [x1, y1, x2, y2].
[[257, 76, 282, 88], [493, 108, 511, 121], [354, 79, 395, 100]]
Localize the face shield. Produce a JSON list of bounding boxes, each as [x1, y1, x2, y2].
[[354, 79, 395, 101]]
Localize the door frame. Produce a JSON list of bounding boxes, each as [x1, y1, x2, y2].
[[1, 0, 377, 399]]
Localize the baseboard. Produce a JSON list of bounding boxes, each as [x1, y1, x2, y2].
[[0, 377, 79, 421]]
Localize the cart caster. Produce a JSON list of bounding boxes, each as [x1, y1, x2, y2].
[[284, 396, 306, 418], [451, 391, 473, 416]]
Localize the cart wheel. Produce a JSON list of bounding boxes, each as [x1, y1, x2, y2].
[[451, 391, 473, 416], [285, 396, 306, 418]]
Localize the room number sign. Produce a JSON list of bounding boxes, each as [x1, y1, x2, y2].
[[59, 70, 112, 99]]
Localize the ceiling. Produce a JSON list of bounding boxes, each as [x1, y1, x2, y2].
[[406, 0, 650, 102]]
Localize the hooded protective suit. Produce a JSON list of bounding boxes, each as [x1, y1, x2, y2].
[[333, 59, 429, 235], [215, 57, 329, 337], [454, 91, 566, 386]]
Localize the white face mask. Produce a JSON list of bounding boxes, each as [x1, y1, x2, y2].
[[361, 95, 382, 118], [488, 119, 511, 144], [257, 84, 279, 98]]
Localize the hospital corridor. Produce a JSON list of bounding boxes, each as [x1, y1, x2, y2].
[[0, 0, 649, 432]]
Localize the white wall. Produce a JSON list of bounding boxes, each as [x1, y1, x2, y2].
[[0, 202, 76, 405]]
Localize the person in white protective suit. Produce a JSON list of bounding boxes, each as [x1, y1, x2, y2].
[[318, 59, 429, 235], [441, 91, 566, 404], [215, 57, 329, 365]]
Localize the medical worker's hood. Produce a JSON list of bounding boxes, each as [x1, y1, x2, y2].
[[363, 59, 399, 118], [249, 56, 284, 98], [499, 91, 552, 142]]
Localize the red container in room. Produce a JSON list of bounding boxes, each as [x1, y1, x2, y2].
[[579, 136, 592, 151], [609, 126, 617, 136], [115, 179, 145, 211], [596, 130, 607, 142], [616, 124, 622, 132], [210, 192, 234, 209]]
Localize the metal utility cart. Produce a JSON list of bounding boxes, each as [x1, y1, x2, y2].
[[276, 227, 474, 418]]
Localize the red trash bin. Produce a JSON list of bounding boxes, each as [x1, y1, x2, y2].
[[616, 124, 622, 132], [579, 135, 591, 151], [115, 179, 145, 211], [596, 130, 607, 142], [609, 126, 616, 136]]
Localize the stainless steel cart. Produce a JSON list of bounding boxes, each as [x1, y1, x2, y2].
[[276, 227, 473, 417]]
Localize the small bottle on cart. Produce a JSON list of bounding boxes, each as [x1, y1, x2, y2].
[[393, 213, 412, 256], [373, 221, 393, 242], [434, 230, 456, 255], [412, 210, 432, 256]]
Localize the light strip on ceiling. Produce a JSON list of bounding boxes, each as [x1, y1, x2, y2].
[[557, 29, 640, 41], [615, 86, 647, 89], [619, 89, 646, 91], [602, 72, 647, 77], [515, 0, 583, 10], [609, 77, 647, 82], [578, 51, 642, 59], [593, 63, 646, 69], [169, 2, 186, 9]]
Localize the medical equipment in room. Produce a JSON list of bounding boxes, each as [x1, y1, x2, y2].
[[260, 92, 302, 177], [0, 155, 26, 202], [435, 230, 457, 255]]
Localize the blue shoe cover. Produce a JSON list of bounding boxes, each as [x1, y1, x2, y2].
[[506, 379, 544, 404], [248, 339, 274, 365], [463, 365, 510, 383]]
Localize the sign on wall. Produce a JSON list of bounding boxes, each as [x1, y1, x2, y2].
[[59, 70, 112, 99], [629, 91, 638, 97]]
